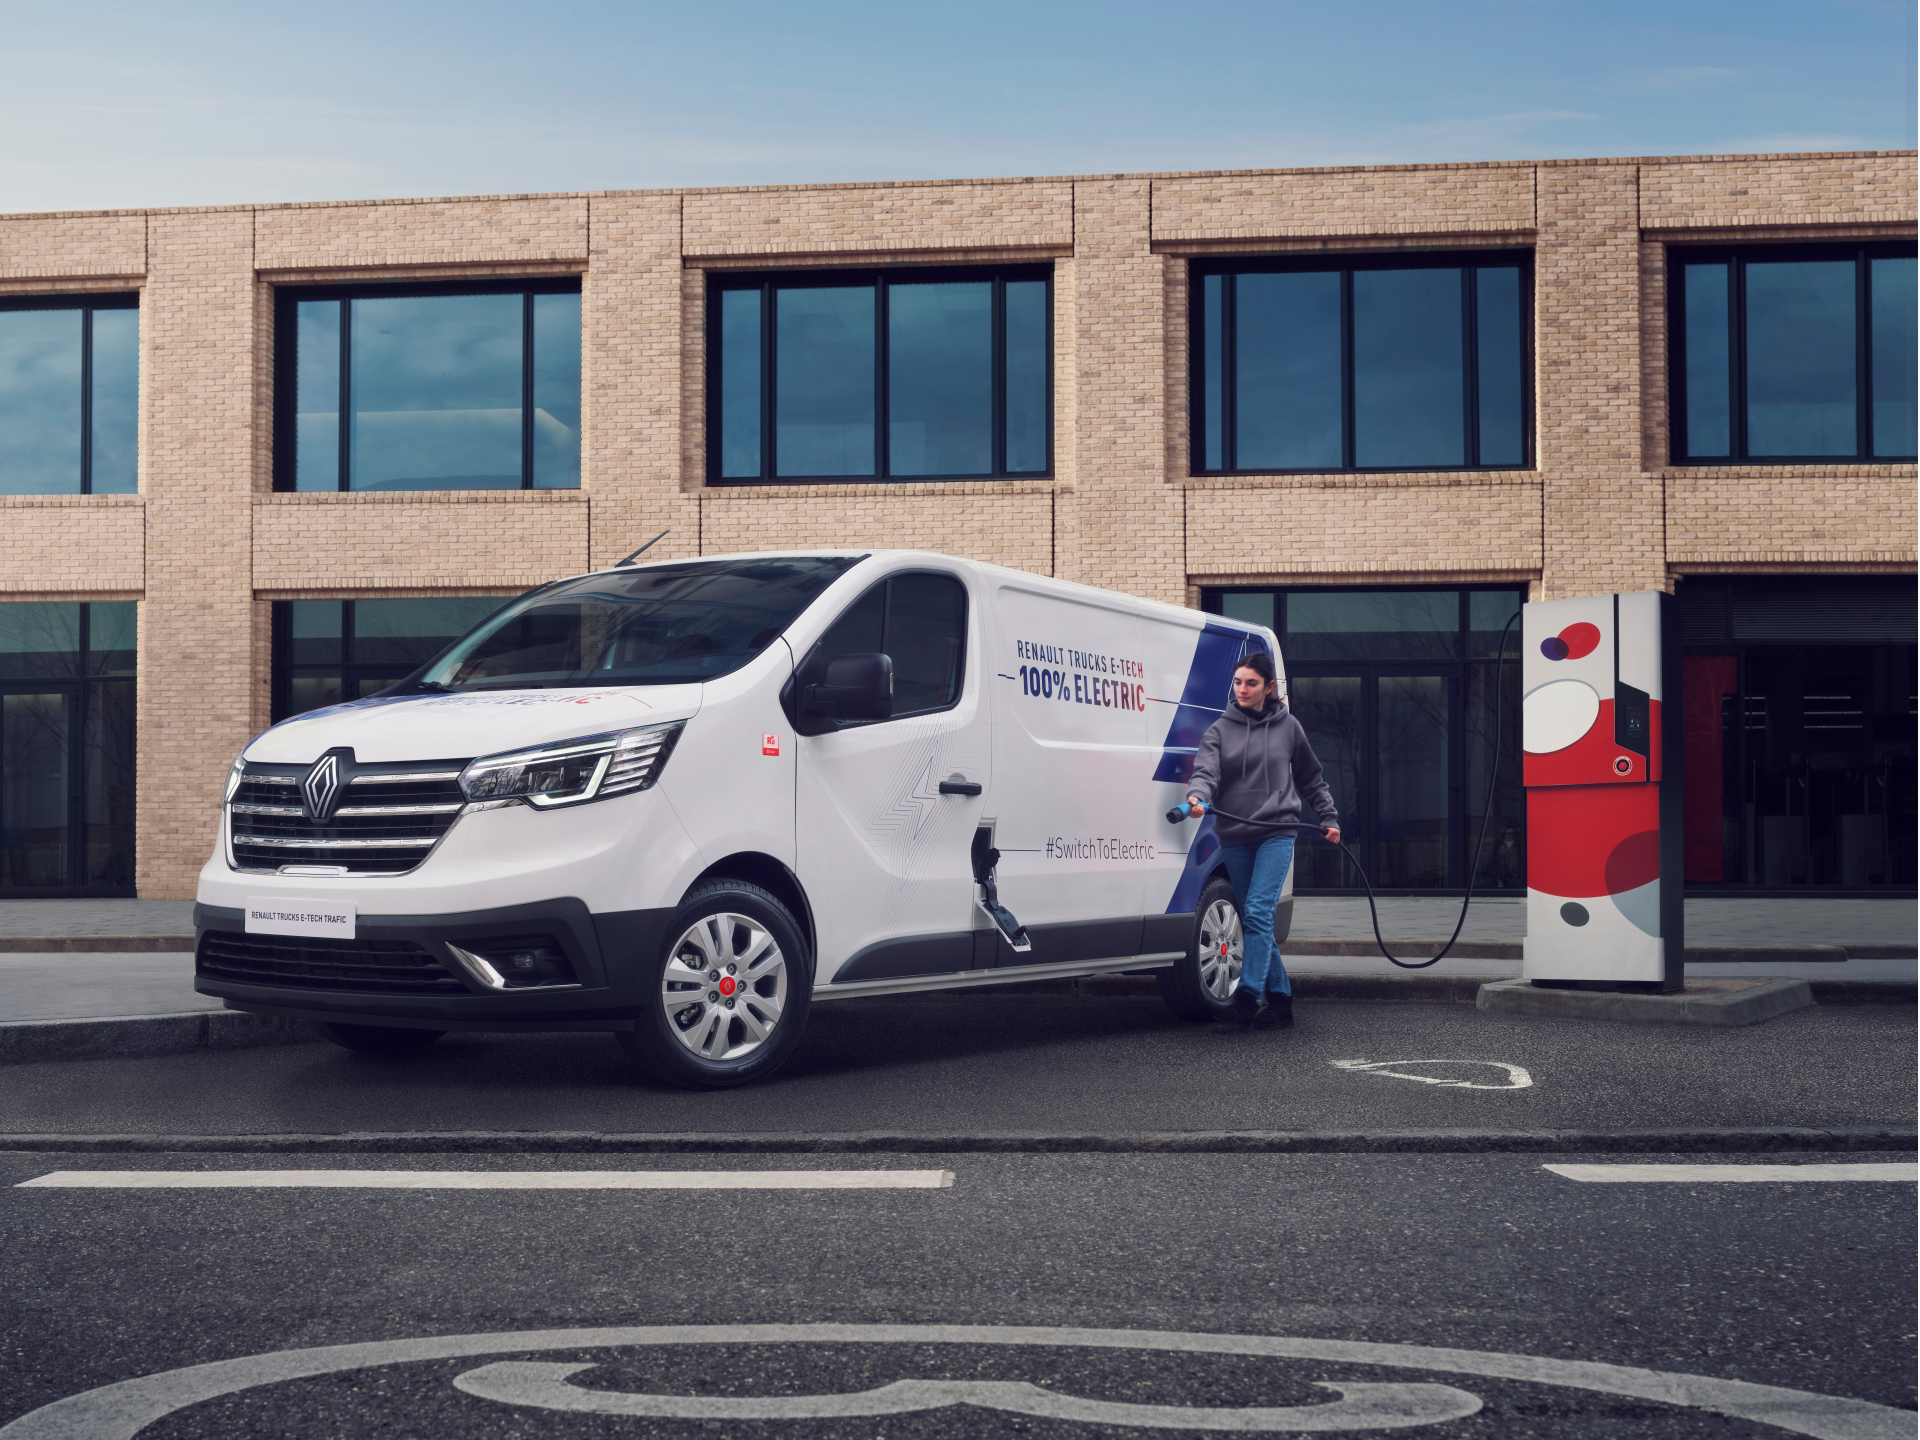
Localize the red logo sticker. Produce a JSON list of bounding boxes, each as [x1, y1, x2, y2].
[[719, 976, 737, 996], [762, 733, 780, 756]]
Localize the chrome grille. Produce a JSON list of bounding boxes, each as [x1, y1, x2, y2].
[[229, 760, 470, 875], [197, 931, 468, 995]]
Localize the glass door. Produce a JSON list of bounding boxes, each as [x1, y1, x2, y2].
[[1375, 673, 1452, 887], [1, 689, 73, 887], [1289, 675, 1362, 888]]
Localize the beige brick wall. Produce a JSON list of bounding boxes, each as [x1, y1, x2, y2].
[[1152, 165, 1535, 241], [1535, 165, 1668, 598], [0, 212, 146, 280], [0, 497, 143, 592], [1666, 467, 1918, 566], [251, 492, 592, 592], [698, 484, 1054, 574], [0, 150, 1912, 895], [1641, 153, 1917, 229], [683, 181, 1072, 258], [1186, 482, 1542, 578], [137, 210, 258, 898], [255, 197, 588, 271]]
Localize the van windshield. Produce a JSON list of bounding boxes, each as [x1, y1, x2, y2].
[[413, 556, 862, 690]]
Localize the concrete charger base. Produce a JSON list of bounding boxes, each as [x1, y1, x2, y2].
[[1476, 976, 1814, 1027]]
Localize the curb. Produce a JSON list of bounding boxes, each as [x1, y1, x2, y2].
[[0, 1126, 1910, 1156], [1478, 976, 1813, 1027], [0, 936, 193, 953], [2, 935, 1911, 961], [1, 976, 1909, 1065], [0, 1011, 319, 1064]]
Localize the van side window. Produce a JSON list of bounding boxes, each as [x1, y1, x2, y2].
[[887, 573, 967, 715], [810, 571, 968, 721]]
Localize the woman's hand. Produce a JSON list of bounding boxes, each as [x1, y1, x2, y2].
[[1323, 825, 1341, 845], [1186, 797, 1207, 816]]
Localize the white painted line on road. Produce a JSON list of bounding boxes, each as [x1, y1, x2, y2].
[[1545, 1163, 1916, 1184], [16, 1169, 956, 1190], [1331, 1059, 1533, 1089]]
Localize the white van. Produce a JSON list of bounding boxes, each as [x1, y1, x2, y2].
[[195, 551, 1293, 1087]]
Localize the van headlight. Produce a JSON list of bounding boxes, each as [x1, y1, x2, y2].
[[459, 721, 685, 810]]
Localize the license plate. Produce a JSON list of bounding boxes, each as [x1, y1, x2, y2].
[[244, 898, 356, 939]]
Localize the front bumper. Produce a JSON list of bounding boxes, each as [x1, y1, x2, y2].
[[193, 898, 676, 1033]]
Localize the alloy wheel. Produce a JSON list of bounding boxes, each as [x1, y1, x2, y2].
[[1197, 899, 1243, 1002], [660, 912, 788, 1063]]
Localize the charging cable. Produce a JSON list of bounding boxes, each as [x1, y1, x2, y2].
[[1165, 612, 1518, 970]]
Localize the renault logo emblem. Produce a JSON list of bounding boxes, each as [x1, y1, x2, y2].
[[302, 754, 344, 820]]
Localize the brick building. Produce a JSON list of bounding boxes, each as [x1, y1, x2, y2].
[[0, 149, 1913, 900]]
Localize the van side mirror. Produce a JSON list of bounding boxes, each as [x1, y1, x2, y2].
[[803, 653, 893, 724]]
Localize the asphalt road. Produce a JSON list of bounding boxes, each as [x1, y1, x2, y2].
[[0, 997, 1912, 1141], [0, 1148, 1913, 1438]]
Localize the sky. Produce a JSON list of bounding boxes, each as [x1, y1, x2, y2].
[[1, 0, 1913, 214]]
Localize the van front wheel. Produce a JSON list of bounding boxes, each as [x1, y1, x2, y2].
[[618, 881, 813, 1090], [1155, 875, 1243, 1022]]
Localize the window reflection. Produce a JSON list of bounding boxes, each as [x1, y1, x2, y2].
[[279, 284, 581, 491], [1745, 261, 1855, 457], [889, 282, 991, 476], [1354, 269, 1464, 469], [1236, 272, 1341, 470], [89, 309, 139, 495], [1682, 264, 1731, 458], [1871, 257, 1916, 458], [777, 286, 875, 477], [352, 293, 523, 490], [0, 310, 81, 494], [715, 269, 1050, 482]]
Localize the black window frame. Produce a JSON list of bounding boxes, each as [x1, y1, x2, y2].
[[705, 264, 1054, 486], [271, 596, 515, 722], [0, 292, 141, 496], [272, 277, 584, 493], [1668, 240, 1918, 465], [1190, 249, 1535, 476]]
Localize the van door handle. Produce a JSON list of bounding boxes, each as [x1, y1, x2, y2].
[[938, 776, 983, 796]]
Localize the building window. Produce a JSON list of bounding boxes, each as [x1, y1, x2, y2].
[[0, 295, 140, 496], [1680, 576, 1915, 888], [272, 597, 513, 721], [1193, 254, 1530, 474], [274, 281, 581, 492], [0, 601, 136, 894], [1671, 244, 1917, 463], [708, 266, 1051, 484], [1201, 586, 1525, 893]]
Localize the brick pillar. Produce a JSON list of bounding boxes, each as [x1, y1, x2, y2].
[[1059, 180, 1182, 605], [136, 211, 258, 899], [583, 194, 700, 569], [1536, 164, 1668, 599]]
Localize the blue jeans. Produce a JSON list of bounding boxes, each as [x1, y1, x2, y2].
[[1220, 834, 1295, 997]]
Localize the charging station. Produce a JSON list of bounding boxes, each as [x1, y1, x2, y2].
[[1521, 591, 1684, 990]]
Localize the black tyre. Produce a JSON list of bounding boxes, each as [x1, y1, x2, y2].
[[618, 880, 813, 1090], [1155, 874, 1244, 1022], [314, 1021, 446, 1053]]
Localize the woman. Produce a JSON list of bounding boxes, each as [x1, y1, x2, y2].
[[1184, 652, 1340, 1027]]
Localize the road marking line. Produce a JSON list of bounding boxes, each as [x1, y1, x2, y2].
[[1544, 1163, 1916, 1184], [16, 1169, 956, 1190]]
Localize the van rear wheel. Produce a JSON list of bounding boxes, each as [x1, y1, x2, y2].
[[1156, 875, 1244, 1022], [618, 880, 813, 1090]]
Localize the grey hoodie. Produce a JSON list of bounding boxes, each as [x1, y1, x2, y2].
[[1185, 698, 1339, 848]]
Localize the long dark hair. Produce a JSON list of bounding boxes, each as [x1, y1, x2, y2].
[[1231, 649, 1278, 710]]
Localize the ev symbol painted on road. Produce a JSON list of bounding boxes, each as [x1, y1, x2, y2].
[[456, 1363, 1481, 1429], [1332, 1059, 1534, 1090], [1, 1323, 1903, 1439]]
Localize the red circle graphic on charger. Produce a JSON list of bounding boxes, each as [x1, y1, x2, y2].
[[1540, 622, 1602, 662]]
